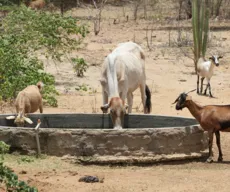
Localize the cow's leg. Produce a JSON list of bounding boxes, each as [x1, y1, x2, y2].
[[140, 83, 147, 114], [102, 88, 109, 113], [127, 92, 133, 113], [102, 90, 108, 105]]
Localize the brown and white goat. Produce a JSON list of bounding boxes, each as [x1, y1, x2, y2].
[[173, 89, 230, 163], [6, 82, 44, 126]]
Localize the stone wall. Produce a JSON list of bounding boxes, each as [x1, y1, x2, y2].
[[0, 125, 208, 163]]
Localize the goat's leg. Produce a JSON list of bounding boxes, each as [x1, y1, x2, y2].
[[200, 77, 205, 94], [127, 92, 133, 113], [215, 131, 223, 162], [39, 105, 43, 113], [204, 82, 209, 96], [197, 75, 200, 94], [208, 82, 213, 97], [206, 131, 214, 163]]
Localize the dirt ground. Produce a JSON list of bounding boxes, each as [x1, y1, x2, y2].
[[3, 2, 230, 192]]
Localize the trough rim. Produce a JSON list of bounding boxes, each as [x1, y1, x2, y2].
[[1, 112, 197, 119], [0, 125, 201, 130], [0, 113, 199, 129]]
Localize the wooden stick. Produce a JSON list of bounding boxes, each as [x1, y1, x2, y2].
[[35, 119, 41, 158]]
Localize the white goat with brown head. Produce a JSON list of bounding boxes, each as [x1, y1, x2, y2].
[[197, 54, 223, 97], [6, 82, 44, 126], [100, 41, 152, 129]]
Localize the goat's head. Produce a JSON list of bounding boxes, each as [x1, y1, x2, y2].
[[101, 97, 128, 130], [6, 112, 33, 127], [209, 55, 223, 67], [172, 89, 196, 110]]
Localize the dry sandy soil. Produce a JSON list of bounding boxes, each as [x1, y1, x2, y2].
[[2, 2, 230, 192]]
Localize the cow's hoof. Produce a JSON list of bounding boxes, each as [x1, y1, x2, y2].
[[206, 158, 213, 163], [114, 127, 122, 130]]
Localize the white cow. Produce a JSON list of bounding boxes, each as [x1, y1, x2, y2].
[[100, 41, 152, 129]]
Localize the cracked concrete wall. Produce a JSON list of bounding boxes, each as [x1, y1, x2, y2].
[[0, 125, 208, 158]]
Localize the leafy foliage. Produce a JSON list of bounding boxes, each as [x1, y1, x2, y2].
[[0, 141, 38, 191], [72, 57, 88, 77], [0, 6, 88, 106], [0, 141, 9, 161]]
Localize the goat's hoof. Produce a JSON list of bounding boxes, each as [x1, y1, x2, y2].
[[218, 157, 223, 162], [206, 158, 213, 163]]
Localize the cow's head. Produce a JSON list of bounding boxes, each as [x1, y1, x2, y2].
[[101, 97, 128, 130], [6, 112, 33, 127]]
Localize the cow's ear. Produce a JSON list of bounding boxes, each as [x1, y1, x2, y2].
[[124, 104, 129, 113], [24, 117, 33, 124], [99, 78, 106, 86], [6, 116, 16, 120], [101, 103, 110, 113]]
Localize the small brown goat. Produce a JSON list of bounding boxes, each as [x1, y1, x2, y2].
[[28, 0, 45, 10], [6, 82, 44, 126], [173, 89, 230, 163]]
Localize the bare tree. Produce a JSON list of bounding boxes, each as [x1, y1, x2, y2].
[[143, 0, 147, 19], [133, 0, 141, 21], [215, 0, 223, 16], [92, 0, 107, 35]]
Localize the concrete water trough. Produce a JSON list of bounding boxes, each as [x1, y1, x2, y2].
[[0, 113, 208, 164]]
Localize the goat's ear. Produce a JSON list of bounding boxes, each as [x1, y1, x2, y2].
[[24, 117, 33, 124], [101, 103, 110, 113], [209, 57, 213, 60], [218, 56, 223, 59], [6, 116, 16, 120]]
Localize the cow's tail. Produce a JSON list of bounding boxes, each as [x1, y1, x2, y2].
[[144, 84, 152, 114]]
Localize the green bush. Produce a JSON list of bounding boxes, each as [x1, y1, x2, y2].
[[0, 6, 88, 106], [72, 57, 88, 77], [0, 141, 38, 191]]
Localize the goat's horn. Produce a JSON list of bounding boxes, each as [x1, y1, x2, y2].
[[186, 89, 196, 94], [172, 96, 180, 104]]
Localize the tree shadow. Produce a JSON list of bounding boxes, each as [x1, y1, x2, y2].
[[213, 160, 230, 164], [197, 93, 218, 99]]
